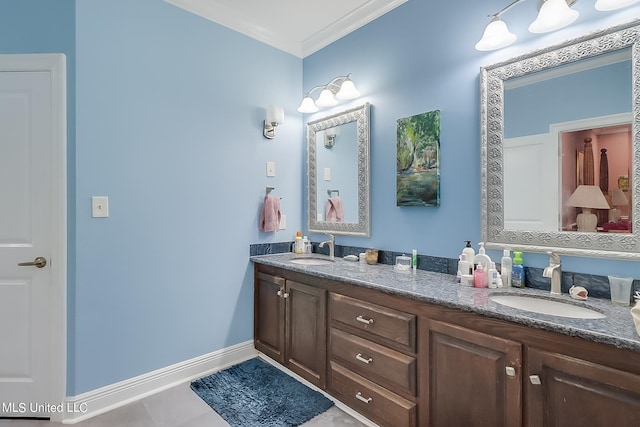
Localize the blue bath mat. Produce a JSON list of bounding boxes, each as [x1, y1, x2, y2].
[[190, 358, 334, 427]]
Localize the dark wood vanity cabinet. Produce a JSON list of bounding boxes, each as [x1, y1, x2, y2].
[[423, 319, 522, 427], [253, 263, 640, 427], [254, 271, 326, 388], [525, 347, 640, 427]]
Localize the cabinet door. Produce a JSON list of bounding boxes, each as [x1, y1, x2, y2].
[[425, 319, 522, 427], [254, 272, 285, 363], [526, 348, 640, 427], [286, 280, 327, 388]]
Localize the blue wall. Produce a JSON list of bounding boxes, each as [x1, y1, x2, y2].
[[302, 1, 640, 276], [72, 0, 302, 394]]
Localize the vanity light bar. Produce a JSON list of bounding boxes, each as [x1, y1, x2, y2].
[[475, 0, 640, 51], [297, 74, 361, 113]]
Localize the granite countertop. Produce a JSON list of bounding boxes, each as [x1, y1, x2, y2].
[[251, 252, 640, 353]]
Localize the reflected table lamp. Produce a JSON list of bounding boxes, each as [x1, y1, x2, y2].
[[608, 188, 628, 223], [566, 185, 611, 232]]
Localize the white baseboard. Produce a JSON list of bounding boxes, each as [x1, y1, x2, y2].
[[62, 340, 257, 424]]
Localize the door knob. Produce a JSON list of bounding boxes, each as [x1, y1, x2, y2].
[[17, 257, 47, 268]]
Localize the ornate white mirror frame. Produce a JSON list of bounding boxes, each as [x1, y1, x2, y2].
[[480, 19, 640, 259], [307, 102, 370, 237]]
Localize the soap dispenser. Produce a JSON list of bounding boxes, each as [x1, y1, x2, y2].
[[473, 242, 492, 284]]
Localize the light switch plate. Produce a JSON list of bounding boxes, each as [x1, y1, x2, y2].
[[266, 162, 276, 177], [92, 196, 109, 218], [324, 167, 331, 181]]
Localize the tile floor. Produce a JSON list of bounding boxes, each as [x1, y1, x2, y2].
[[0, 382, 368, 427]]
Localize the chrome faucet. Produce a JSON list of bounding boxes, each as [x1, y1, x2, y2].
[[319, 234, 335, 259], [543, 252, 562, 295]]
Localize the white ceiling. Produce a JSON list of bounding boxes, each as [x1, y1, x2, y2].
[[164, 0, 408, 58]]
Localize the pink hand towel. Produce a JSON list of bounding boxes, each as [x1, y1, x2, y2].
[[325, 196, 344, 222], [259, 195, 281, 232]]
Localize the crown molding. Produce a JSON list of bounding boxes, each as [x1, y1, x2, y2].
[[165, 0, 407, 58]]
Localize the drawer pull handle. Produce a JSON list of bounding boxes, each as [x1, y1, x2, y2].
[[356, 315, 374, 325], [355, 392, 372, 404], [355, 353, 373, 364], [529, 375, 542, 385]]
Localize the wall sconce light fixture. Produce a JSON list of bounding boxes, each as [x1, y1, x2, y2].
[[324, 127, 340, 148], [297, 74, 360, 114], [263, 105, 284, 139], [475, 0, 639, 51]]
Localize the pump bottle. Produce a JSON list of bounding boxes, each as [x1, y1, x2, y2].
[[462, 241, 475, 274]]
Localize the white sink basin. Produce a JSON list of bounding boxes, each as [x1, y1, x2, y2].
[[490, 294, 606, 319], [289, 256, 335, 266]]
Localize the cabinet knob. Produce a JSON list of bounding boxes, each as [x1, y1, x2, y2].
[[355, 353, 373, 364], [505, 366, 516, 377], [283, 292, 289, 298], [356, 315, 374, 325], [355, 392, 372, 404], [529, 375, 542, 385], [277, 290, 282, 296]]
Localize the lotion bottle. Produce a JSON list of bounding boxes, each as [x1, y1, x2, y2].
[[501, 249, 512, 287], [462, 241, 475, 274], [488, 262, 499, 289], [457, 254, 469, 281]]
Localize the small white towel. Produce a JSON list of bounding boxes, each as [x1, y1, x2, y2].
[[259, 195, 281, 232], [325, 197, 344, 222]]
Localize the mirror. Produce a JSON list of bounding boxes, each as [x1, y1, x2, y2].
[[307, 103, 370, 236], [480, 20, 640, 260]]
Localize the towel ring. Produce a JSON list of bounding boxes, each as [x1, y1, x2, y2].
[[327, 189, 340, 196]]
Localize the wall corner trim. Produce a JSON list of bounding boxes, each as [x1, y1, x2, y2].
[[62, 340, 257, 424]]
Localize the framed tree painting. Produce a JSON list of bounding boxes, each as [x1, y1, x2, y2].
[[396, 110, 441, 206]]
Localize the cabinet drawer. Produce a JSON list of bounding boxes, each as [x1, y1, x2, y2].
[[330, 328, 416, 396], [330, 361, 416, 427], [330, 293, 416, 352]]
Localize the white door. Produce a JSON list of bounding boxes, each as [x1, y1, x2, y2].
[[0, 55, 66, 419]]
